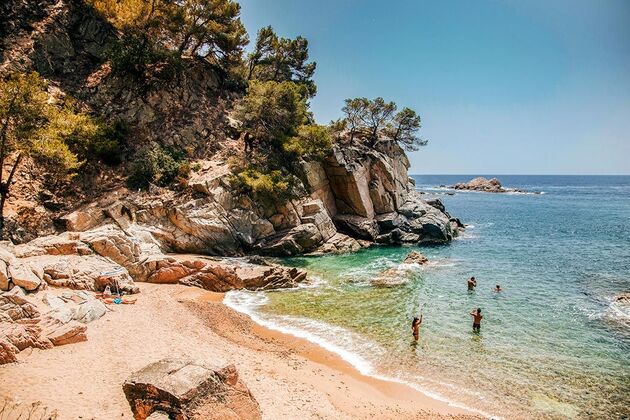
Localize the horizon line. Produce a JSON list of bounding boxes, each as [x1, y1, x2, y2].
[[409, 173, 630, 176]]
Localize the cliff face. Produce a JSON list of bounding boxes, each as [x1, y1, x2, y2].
[[53, 140, 460, 257]]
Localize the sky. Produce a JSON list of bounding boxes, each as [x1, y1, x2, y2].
[[237, 0, 630, 175]]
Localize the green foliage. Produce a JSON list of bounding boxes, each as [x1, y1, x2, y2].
[[0, 72, 105, 177], [247, 26, 317, 97], [385, 107, 426, 151], [91, 120, 128, 165], [234, 80, 309, 149], [284, 124, 332, 158], [340, 97, 427, 150], [229, 166, 299, 203], [127, 143, 187, 189], [91, 0, 247, 74]]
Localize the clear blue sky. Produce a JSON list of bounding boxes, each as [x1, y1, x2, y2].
[[238, 0, 630, 175]]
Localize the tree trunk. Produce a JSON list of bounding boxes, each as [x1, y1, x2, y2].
[[0, 153, 22, 240]]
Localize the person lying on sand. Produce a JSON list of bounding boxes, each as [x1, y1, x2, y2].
[[470, 308, 483, 333], [467, 276, 477, 290], [494, 284, 502, 292], [412, 315, 423, 341]]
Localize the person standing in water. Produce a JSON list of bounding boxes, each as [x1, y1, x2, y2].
[[494, 284, 502, 292], [412, 315, 423, 341], [470, 308, 483, 332], [467, 276, 477, 291]]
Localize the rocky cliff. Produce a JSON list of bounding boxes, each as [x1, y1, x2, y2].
[[0, 0, 461, 256]]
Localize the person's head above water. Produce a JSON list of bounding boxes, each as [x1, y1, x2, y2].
[[477, 308, 481, 314], [412, 317, 419, 325], [496, 284, 501, 289], [471, 276, 476, 280]]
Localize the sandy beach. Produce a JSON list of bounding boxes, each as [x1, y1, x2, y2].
[[0, 283, 480, 419]]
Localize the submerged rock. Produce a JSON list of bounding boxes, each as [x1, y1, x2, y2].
[[402, 251, 429, 265], [123, 358, 261, 420]]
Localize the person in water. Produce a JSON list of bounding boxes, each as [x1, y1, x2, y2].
[[494, 284, 502, 292], [412, 315, 423, 341], [467, 276, 477, 290], [470, 308, 483, 332]]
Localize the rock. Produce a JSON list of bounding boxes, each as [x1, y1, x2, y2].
[[42, 318, 87, 346], [43, 293, 76, 323], [0, 259, 9, 291], [449, 177, 535, 194], [615, 292, 630, 302], [122, 359, 261, 420], [254, 223, 323, 256], [41, 255, 138, 294], [402, 251, 428, 265], [371, 267, 410, 287], [451, 177, 504, 193], [8, 260, 42, 291], [72, 298, 107, 323], [309, 232, 365, 255], [333, 215, 379, 240], [60, 207, 106, 231], [146, 411, 170, 420]]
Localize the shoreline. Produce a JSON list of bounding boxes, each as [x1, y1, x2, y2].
[[0, 283, 482, 419], [222, 290, 495, 419]]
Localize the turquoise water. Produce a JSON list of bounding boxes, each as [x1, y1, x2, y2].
[[225, 175, 630, 419]]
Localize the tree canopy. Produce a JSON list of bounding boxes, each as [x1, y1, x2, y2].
[[247, 26, 317, 97], [339, 97, 427, 151], [89, 0, 248, 74]]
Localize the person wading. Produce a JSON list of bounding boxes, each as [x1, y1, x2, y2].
[[470, 308, 483, 333], [411, 315, 423, 341]]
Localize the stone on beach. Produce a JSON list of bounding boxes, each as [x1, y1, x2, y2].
[[122, 358, 261, 420]]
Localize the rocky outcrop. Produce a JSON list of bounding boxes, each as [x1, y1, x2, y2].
[[0, 223, 308, 295], [450, 177, 539, 194], [0, 288, 89, 364], [123, 358, 261, 420], [51, 141, 460, 258]]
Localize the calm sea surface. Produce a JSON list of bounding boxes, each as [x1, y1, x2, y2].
[[225, 175, 630, 419]]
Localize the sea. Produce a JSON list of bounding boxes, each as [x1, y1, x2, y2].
[[224, 175, 630, 419]]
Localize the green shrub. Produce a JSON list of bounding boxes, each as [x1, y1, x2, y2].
[[91, 120, 128, 165], [127, 143, 187, 189], [230, 166, 299, 203], [109, 33, 182, 81], [283, 124, 332, 158]]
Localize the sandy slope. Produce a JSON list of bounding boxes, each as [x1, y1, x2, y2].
[[0, 283, 480, 419]]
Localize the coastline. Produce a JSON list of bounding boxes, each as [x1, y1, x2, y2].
[[0, 283, 481, 419]]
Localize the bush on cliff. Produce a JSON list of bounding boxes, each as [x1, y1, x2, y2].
[[127, 143, 189, 189], [283, 124, 332, 159]]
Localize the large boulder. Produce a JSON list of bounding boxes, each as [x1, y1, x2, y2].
[[8, 260, 42, 291], [0, 259, 9, 291], [123, 359, 261, 420]]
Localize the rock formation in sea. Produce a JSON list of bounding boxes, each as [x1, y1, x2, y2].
[[450, 177, 539, 194]]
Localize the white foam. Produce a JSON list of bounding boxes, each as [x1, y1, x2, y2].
[[223, 290, 500, 419]]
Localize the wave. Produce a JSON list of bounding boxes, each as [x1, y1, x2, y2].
[[223, 290, 499, 419]]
